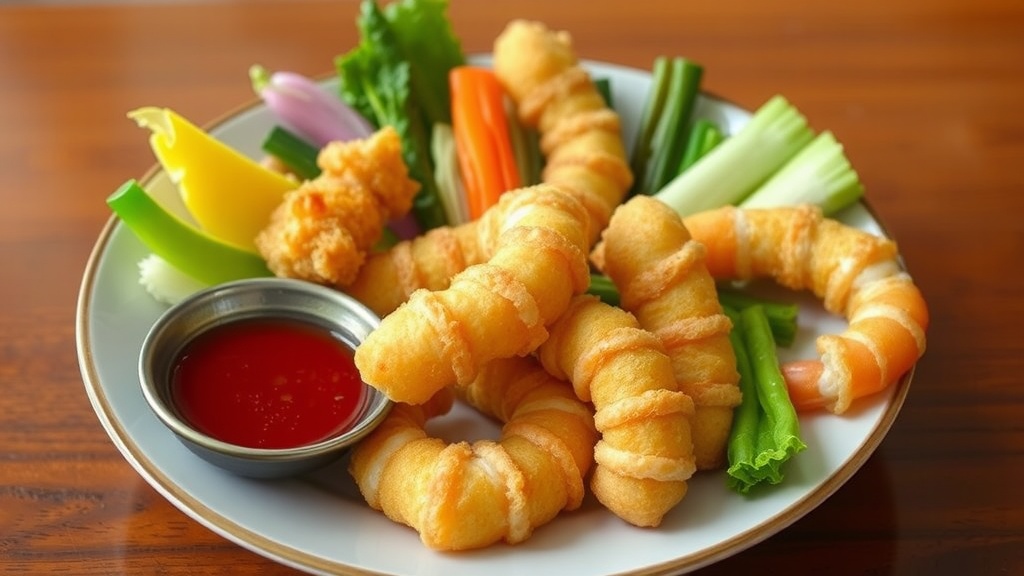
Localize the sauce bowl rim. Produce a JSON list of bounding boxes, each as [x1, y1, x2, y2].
[[138, 277, 392, 463]]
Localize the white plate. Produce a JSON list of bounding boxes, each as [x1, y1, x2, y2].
[[76, 60, 912, 575]]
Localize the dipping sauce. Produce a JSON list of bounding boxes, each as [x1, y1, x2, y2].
[[170, 317, 366, 449]]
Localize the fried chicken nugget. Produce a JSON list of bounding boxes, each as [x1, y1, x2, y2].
[[255, 126, 419, 287]]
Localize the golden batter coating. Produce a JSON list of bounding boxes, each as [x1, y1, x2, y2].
[[348, 356, 597, 551], [596, 196, 741, 470], [682, 204, 928, 413], [494, 19, 633, 243], [339, 20, 632, 316], [537, 294, 696, 527], [353, 184, 591, 405], [255, 126, 419, 287]]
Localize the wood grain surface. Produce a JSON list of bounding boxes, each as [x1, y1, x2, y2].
[[1, 0, 1022, 573]]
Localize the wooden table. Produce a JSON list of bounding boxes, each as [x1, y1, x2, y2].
[[2, 0, 1022, 573]]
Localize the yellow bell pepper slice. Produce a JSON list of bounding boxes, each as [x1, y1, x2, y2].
[[129, 107, 297, 253]]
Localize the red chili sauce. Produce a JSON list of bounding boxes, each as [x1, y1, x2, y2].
[[170, 317, 366, 450]]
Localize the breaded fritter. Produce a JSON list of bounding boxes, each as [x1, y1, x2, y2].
[[255, 126, 419, 287]]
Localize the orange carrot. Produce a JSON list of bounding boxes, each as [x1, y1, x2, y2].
[[449, 66, 522, 219]]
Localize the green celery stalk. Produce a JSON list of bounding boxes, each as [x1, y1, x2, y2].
[[430, 122, 469, 225], [628, 57, 673, 196], [726, 305, 807, 493], [586, 273, 621, 307], [642, 57, 703, 194], [107, 180, 272, 285], [723, 305, 760, 491], [717, 288, 798, 347], [504, 96, 543, 187], [655, 95, 815, 216], [678, 118, 724, 173], [594, 77, 614, 108], [261, 126, 321, 181], [739, 130, 864, 216]]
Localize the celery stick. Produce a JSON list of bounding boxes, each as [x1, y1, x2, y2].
[[261, 126, 322, 181], [717, 288, 798, 347], [628, 57, 673, 196], [739, 130, 864, 216], [678, 118, 724, 173], [742, 305, 806, 485], [430, 122, 469, 225], [723, 305, 761, 491], [586, 273, 621, 307], [654, 95, 815, 216], [504, 96, 543, 187], [595, 77, 614, 108], [107, 179, 272, 285], [642, 57, 703, 194], [726, 305, 807, 493]]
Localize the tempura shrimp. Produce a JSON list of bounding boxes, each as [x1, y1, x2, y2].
[[682, 204, 929, 414]]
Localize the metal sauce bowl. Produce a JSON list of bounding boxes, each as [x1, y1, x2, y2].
[[138, 278, 391, 479]]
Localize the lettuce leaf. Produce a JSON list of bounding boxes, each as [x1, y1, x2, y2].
[[335, 0, 464, 230]]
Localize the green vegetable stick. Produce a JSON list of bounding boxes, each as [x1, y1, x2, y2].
[[107, 180, 272, 286], [726, 305, 807, 493], [739, 129, 864, 216], [504, 97, 543, 187], [678, 118, 724, 174], [717, 288, 798, 347], [594, 77, 614, 108], [585, 273, 621, 307], [627, 56, 673, 196], [724, 305, 761, 491], [261, 126, 322, 181], [643, 57, 703, 194], [655, 94, 814, 216]]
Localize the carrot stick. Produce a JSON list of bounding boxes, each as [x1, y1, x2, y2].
[[472, 69, 521, 193], [449, 66, 521, 219]]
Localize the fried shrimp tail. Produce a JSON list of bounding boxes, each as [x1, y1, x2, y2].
[[537, 294, 696, 527], [348, 356, 597, 551], [597, 196, 741, 470], [683, 204, 929, 414], [353, 184, 591, 405], [255, 126, 419, 287]]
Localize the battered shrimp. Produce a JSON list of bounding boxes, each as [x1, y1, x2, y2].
[[348, 356, 597, 551], [682, 204, 929, 414], [255, 126, 420, 287]]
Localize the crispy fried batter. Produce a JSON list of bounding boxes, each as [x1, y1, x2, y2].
[[683, 204, 928, 414], [598, 196, 741, 470], [254, 126, 419, 287], [348, 356, 597, 551]]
